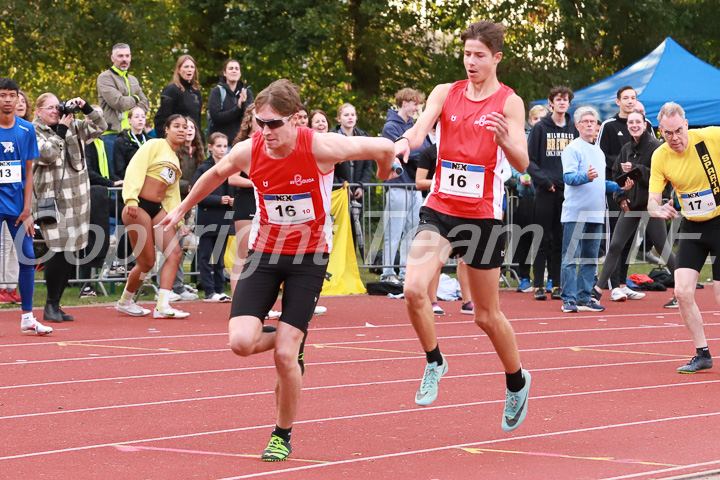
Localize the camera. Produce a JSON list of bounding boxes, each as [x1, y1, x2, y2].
[[57, 100, 81, 115]]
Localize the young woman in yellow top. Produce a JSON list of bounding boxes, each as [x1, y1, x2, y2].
[[116, 113, 192, 318]]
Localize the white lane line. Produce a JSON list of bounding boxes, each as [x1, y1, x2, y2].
[[599, 461, 720, 480], [1, 310, 717, 349], [1, 334, 717, 368], [0, 362, 717, 422], [215, 411, 720, 479]]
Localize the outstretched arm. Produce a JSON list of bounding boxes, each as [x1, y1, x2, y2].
[[156, 139, 251, 230], [394, 83, 449, 163], [313, 133, 396, 181]]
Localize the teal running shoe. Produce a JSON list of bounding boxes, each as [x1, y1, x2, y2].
[[501, 369, 531, 432], [261, 434, 292, 461], [415, 355, 448, 406]]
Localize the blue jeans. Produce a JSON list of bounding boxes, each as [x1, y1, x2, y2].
[[101, 133, 118, 173], [561, 221, 602, 304], [382, 186, 422, 278]]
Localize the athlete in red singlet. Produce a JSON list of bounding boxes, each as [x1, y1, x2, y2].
[[158, 79, 396, 461], [395, 20, 533, 432]]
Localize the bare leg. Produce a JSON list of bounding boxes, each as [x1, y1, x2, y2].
[[273, 322, 305, 429], [457, 258, 472, 302], [404, 230, 451, 351], [674, 268, 708, 348], [467, 266, 521, 373]]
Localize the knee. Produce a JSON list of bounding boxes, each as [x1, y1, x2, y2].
[[404, 281, 427, 308], [473, 307, 500, 331], [134, 257, 154, 273], [675, 284, 695, 306], [229, 331, 254, 357], [273, 346, 299, 375]]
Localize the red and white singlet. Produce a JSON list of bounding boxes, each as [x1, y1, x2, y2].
[[248, 127, 334, 254], [424, 80, 514, 220]]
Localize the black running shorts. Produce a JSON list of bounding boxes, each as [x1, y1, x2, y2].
[[416, 206, 506, 270], [230, 250, 329, 332], [677, 216, 720, 280]]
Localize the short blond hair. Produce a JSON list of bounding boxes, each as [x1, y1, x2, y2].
[[657, 102, 685, 125], [395, 88, 425, 107]]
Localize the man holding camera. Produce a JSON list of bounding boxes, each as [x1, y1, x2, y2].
[[97, 43, 149, 167], [0, 78, 53, 335]]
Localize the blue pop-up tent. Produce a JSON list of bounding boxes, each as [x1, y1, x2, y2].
[[531, 38, 720, 126]]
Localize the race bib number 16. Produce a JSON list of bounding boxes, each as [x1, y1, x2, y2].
[[264, 193, 316, 225], [438, 160, 484, 198]]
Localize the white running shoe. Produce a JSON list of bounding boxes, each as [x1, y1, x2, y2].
[[203, 293, 223, 302], [178, 291, 198, 301], [621, 286, 645, 300], [610, 287, 627, 302], [183, 284, 198, 294], [21, 318, 53, 335], [313, 305, 327, 316], [115, 301, 151, 317], [154, 306, 190, 318], [266, 310, 281, 319]]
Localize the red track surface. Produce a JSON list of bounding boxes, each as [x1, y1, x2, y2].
[[1, 289, 719, 479]]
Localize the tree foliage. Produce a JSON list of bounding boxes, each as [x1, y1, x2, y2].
[[2, 0, 718, 133]]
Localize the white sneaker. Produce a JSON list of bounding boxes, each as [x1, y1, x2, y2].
[[203, 293, 223, 302], [21, 318, 53, 335], [266, 310, 281, 319], [218, 293, 232, 303], [610, 287, 627, 302], [178, 291, 198, 301], [183, 284, 198, 294], [116, 300, 151, 317], [153, 306, 190, 318], [622, 286, 645, 300], [313, 305, 327, 316]]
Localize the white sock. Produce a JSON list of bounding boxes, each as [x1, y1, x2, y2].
[[21, 312, 33, 324], [157, 288, 172, 310], [120, 289, 134, 305]]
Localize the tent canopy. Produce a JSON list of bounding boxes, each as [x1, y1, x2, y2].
[[531, 38, 720, 126]]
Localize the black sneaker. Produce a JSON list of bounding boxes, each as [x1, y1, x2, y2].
[[591, 288, 602, 301], [551, 286, 562, 300], [262, 325, 277, 333], [677, 355, 713, 373], [534, 287, 547, 301], [261, 434, 292, 461], [664, 297, 678, 309]]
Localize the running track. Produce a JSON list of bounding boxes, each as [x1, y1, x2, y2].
[[1, 289, 718, 479]]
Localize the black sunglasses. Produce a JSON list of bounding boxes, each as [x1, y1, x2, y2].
[[254, 114, 293, 129]]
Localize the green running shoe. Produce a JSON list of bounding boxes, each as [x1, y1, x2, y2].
[[502, 369, 531, 432], [415, 355, 448, 406], [261, 434, 292, 461]]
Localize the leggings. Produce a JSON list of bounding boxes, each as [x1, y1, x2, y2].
[[44, 251, 75, 304], [596, 211, 676, 290]]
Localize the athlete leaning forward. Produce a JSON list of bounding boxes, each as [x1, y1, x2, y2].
[[158, 79, 396, 461], [395, 20, 532, 431]]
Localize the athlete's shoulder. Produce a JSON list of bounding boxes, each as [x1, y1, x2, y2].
[[14, 117, 35, 134]]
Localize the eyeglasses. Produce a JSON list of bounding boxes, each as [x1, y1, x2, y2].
[[254, 114, 293, 130], [578, 119, 597, 125], [661, 126, 684, 139]]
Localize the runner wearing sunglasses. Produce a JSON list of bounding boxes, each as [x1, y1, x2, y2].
[[157, 79, 396, 461]]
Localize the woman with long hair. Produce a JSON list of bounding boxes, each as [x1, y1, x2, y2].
[[33, 93, 106, 322], [154, 55, 202, 140], [116, 113, 192, 318], [207, 59, 253, 143]]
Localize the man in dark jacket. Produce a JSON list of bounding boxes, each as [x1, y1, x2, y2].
[[526, 86, 578, 301]]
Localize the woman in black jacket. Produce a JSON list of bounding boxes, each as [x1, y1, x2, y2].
[[207, 59, 253, 143], [154, 55, 203, 139], [192, 132, 233, 302], [113, 106, 149, 180], [593, 110, 676, 304]]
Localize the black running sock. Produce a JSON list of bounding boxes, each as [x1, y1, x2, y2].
[[506, 368, 525, 393], [697, 347, 711, 359], [272, 426, 292, 442], [425, 345, 443, 366]]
